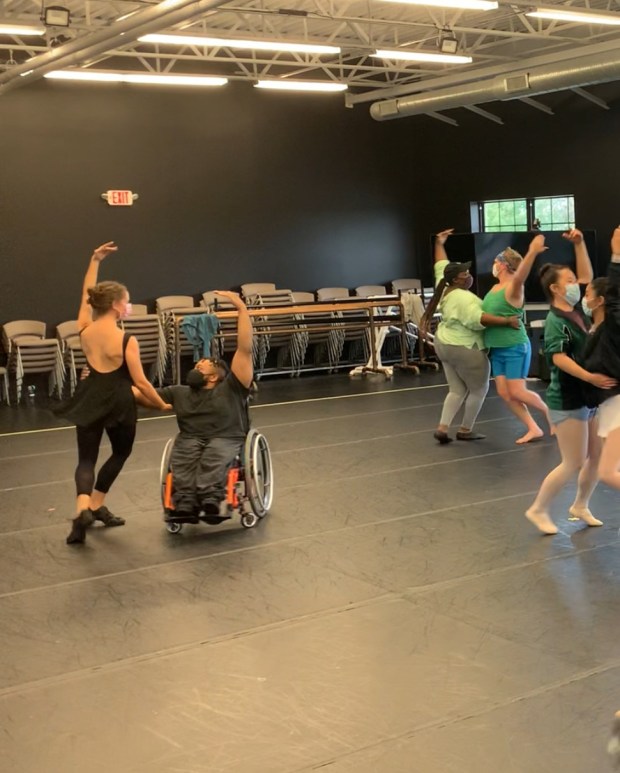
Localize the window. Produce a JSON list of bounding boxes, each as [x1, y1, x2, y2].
[[472, 195, 575, 232]]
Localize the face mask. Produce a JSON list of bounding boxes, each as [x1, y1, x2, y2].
[[121, 302, 133, 319], [186, 368, 207, 390], [462, 275, 474, 290], [564, 283, 581, 307], [581, 297, 593, 318], [492, 263, 501, 278]]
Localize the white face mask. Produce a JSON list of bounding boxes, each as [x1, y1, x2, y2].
[[492, 263, 501, 278], [564, 283, 581, 308], [581, 297, 593, 318]]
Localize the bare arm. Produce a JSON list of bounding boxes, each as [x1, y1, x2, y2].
[[480, 313, 520, 329], [506, 234, 547, 307], [77, 242, 118, 330], [552, 353, 617, 388], [563, 228, 593, 285], [125, 337, 172, 410], [434, 228, 454, 264], [215, 291, 253, 389]]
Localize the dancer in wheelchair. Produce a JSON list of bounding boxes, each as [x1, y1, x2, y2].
[[136, 291, 253, 523]]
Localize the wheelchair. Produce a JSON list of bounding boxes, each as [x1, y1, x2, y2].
[[160, 428, 274, 534]]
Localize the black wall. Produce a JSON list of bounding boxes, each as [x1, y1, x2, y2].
[[404, 89, 620, 285], [0, 80, 415, 326], [2, 80, 620, 329]]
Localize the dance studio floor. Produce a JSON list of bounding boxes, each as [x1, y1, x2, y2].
[[0, 373, 618, 773]]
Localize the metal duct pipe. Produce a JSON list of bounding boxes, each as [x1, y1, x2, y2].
[[0, 0, 229, 96], [370, 47, 620, 120]]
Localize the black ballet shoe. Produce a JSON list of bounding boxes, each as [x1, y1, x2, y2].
[[434, 431, 453, 445], [66, 510, 93, 545], [456, 431, 486, 441], [92, 506, 125, 528]]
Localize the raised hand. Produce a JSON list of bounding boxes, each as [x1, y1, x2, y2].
[[92, 241, 118, 262], [435, 228, 454, 245], [529, 234, 547, 254], [562, 228, 584, 245], [589, 373, 618, 389], [214, 290, 244, 308], [612, 226, 620, 255]]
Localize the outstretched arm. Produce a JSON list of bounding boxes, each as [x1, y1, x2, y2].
[[434, 228, 454, 264], [507, 234, 547, 306], [215, 291, 253, 389], [125, 337, 172, 410], [563, 228, 593, 285], [77, 241, 118, 330]]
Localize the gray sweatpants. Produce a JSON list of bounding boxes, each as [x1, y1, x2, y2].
[[434, 340, 491, 430], [170, 435, 243, 513]]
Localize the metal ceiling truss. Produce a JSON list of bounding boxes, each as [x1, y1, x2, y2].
[[0, 0, 619, 122]]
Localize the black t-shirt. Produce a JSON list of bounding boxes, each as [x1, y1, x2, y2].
[[159, 373, 250, 439]]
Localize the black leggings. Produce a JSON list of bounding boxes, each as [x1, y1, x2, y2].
[[75, 422, 136, 496]]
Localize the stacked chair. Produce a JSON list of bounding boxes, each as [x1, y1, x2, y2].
[[2, 320, 64, 402], [56, 320, 87, 396], [156, 296, 196, 383], [244, 289, 309, 377]]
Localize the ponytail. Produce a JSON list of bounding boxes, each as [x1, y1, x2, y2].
[[420, 279, 446, 337]]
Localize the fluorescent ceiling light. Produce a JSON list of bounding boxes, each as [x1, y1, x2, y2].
[[376, 0, 497, 9], [526, 6, 620, 25], [0, 23, 46, 35], [374, 49, 473, 64], [139, 33, 341, 54], [255, 80, 347, 92], [44, 70, 227, 86]]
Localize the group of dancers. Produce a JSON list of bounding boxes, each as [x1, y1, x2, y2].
[[422, 225, 620, 535], [54, 225, 620, 545]]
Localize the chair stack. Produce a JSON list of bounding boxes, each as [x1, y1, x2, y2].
[[2, 320, 64, 402]]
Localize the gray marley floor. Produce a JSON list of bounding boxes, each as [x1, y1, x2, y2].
[[0, 373, 619, 773]]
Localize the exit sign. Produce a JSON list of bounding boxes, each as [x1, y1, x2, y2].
[[106, 190, 134, 206]]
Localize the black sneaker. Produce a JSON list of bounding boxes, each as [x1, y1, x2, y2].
[[456, 431, 486, 441], [167, 511, 199, 524], [92, 506, 126, 527], [66, 510, 93, 544], [434, 431, 453, 445]]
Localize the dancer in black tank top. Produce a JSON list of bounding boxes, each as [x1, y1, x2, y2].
[[55, 242, 171, 545]]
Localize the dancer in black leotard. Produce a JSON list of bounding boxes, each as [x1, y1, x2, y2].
[[56, 242, 171, 544]]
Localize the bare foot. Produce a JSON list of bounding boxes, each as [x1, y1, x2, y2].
[[568, 506, 603, 527], [516, 428, 544, 445], [525, 507, 558, 535]]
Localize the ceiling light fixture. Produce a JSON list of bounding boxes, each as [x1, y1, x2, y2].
[[525, 6, 620, 25], [44, 70, 228, 85], [43, 6, 71, 27], [139, 33, 341, 54], [376, 0, 498, 10], [0, 23, 46, 35], [254, 80, 347, 92], [374, 49, 473, 64]]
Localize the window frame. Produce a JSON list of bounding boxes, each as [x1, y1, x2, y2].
[[472, 195, 575, 233]]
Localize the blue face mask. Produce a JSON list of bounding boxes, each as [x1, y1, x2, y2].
[[581, 297, 593, 318], [564, 283, 581, 308]]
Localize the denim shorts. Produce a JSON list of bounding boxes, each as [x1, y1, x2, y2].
[[549, 406, 597, 426], [488, 342, 531, 380]]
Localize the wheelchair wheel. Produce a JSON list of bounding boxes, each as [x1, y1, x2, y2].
[[160, 436, 176, 507], [241, 512, 259, 529], [166, 521, 183, 534], [244, 429, 274, 518]]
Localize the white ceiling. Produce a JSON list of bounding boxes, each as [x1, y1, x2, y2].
[[1, 0, 620, 117]]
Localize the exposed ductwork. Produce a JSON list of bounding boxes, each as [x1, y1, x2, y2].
[[370, 45, 620, 121], [0, 0, 230, 96]]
